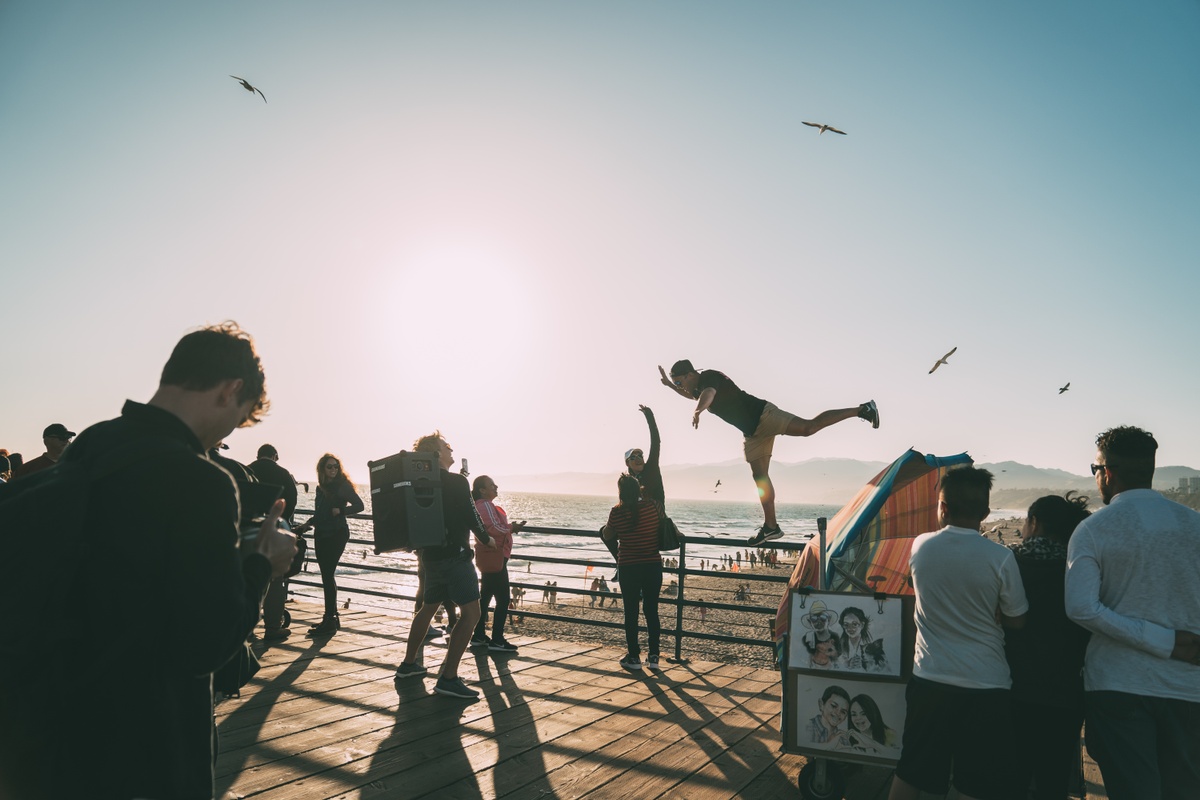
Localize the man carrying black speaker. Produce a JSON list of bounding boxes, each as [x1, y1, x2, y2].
[[393, 432, 496, 700]]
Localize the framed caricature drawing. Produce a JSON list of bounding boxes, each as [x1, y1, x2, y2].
[[782, 590, 916, 767], [788, 591, 907, 678]]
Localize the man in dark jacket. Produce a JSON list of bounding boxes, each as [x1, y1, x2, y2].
[[2, 322, 296, 800], [249, 443, 302, 640]]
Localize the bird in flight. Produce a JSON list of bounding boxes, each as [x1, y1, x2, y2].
[[1059, 382, 1071, 394], [929, 347, 957, 374], [230, 75, 267, 103], [802, 121, 847, 136], [713, 479, 722, 493]]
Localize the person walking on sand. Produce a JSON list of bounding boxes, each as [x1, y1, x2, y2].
[[589, 577, 600, 607], [598, 575, 610, 607], [661, 360, 878, 546], [1066, 426, 1200, 800], [604, 475, 663, 672]]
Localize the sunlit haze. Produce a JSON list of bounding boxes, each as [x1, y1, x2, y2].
[[3, 2, 1198, 494]]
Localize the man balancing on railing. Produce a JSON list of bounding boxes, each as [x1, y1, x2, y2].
[[660, 359, 879, 547], [0, 322, 297, 800], [393, 432, 497, 701]]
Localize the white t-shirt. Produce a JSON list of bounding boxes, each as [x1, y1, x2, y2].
[[910, 525, 1029, 689], [1065, 489, 1200, 701]]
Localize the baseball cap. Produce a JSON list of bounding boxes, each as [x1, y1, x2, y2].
[[43, 423, 76, 440], [669, 359, 695, 377], [625, 448, 644, 461]]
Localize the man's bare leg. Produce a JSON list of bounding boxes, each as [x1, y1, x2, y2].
[[784, 406, 863, 437], [749, 454, 776, 528], [400, 602, 439, 666], [441, 600, 481, 679]]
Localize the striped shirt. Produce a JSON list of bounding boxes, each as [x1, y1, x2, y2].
[[607, 499, 660, 565]]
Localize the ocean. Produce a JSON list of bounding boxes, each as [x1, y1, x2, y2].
[[288, 489, 1021, 616]]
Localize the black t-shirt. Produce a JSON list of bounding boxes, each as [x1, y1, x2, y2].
[[423, 469, 488, 561], [697, 370, 768, 437]]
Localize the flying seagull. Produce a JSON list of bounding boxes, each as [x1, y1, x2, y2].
[[713, 479, 722, 493], [802, 121, 847, 136], [1059, 382, 1071, 394], [230, 75, 267, 103], [929, 346, 957, 374]]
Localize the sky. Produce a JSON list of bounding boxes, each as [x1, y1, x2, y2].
[[3, 1, 1198, 492]]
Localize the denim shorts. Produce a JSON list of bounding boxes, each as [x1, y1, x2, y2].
[[421, 554, 481, 606]]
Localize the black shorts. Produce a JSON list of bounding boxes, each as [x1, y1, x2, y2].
[[894, 676, 1018, 800], [421, 554, 481, 606]]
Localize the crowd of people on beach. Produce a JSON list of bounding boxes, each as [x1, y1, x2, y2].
[[2, 325, 1198, 800]]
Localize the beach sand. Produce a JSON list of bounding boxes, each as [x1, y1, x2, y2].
[[501, 518, 1030, 670]]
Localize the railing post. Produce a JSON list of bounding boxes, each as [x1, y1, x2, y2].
[[671, 538, 687, 663]]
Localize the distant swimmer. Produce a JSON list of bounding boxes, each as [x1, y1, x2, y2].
[[1059, 382, 1071, 394], [661, 360, 878, 546], [929, 347, 957, 374], [802, 121, 847, 136], [230, 75, 267, 103]]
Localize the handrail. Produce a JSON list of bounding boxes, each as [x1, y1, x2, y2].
[[289, 508, 794, 664]]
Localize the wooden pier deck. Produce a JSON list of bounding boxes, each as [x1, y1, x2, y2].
[[216, 603, 1106, 799]]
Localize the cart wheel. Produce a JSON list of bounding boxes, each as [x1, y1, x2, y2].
[[798, 761, 846, 800], [282, 608, 291, 627]]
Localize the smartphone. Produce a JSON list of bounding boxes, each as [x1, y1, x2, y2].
[[460, 458, 469, 477]]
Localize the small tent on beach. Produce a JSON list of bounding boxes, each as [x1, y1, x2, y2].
[[773, 448, 972, 652]]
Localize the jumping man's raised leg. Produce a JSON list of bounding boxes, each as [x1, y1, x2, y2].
[[784, 401, 878, 437]]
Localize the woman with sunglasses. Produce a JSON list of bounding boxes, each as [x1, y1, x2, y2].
[[295, 453, 364, 635]]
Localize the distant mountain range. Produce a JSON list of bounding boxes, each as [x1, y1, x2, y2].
[[503, 457, 1200, 506]]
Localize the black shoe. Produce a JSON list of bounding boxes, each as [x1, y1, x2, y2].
[[747, 525, 783, 547], [859, 399, 880, 429], [434, 677, 480, 700], [263, 628, 291, 643], [489, 639, 518, 653], [307, 614, 340, 636]]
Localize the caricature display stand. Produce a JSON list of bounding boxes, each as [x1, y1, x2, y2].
[[780, 518, 917, 800]]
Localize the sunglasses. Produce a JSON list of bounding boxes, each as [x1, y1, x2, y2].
[[627, 453, 644, 461], [672, 379, 683, 387], [1090, 463, 1109, 476], [324, 462, 340, 469]]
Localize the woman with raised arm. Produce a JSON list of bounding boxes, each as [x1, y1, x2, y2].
[[604, 474, 663, 672], [294, 453, 364, 635]]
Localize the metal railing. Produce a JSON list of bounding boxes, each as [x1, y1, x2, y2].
[[287, 510, 796, 664]]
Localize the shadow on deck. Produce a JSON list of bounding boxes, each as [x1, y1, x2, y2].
[[215, 604, 1106, 800]]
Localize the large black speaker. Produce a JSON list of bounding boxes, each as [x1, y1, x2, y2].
[[367, 451, 445, 553]]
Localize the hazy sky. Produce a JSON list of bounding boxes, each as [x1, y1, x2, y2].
[[3, 1, 1198, 492]]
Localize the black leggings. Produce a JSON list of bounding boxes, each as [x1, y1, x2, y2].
[[475, 568, 511, 641], [618, 562, 663, 658], [314, 528, 349, 617]]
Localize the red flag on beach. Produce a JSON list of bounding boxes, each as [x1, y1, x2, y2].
[[585, 565, 594, 573]]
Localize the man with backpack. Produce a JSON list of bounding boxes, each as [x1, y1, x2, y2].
[[0, 322, 297, 800]]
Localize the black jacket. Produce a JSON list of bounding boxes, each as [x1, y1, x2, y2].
[[248, 457, 299, 524], [53, 401, 271, 800], [312, 477, 364, 537]]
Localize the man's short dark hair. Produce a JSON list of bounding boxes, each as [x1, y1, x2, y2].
[[669, 359, 695, 377], [257, 444, 278, 459], [939, 466, 994, 519], [1096, 425, 1157, 484], [413, 431, 444, 454], [160, 321, 268, 425], [820, 685, 850, 705]]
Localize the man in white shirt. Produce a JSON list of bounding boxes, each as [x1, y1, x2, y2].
[[889, 466, 1028, 800], [1065, 426, 1200, 800]]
